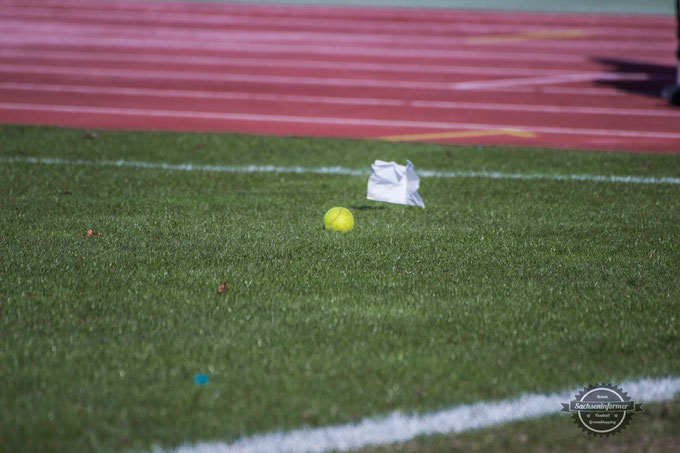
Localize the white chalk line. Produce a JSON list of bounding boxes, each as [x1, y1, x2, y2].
[[3, 156, 680, 185], [409, 99, 680, 117], [2, 82, 678, 119], [0, 30, 671, 65], [4, 0, 675, 27], [0, 20, 672, 52], [148, 376, 680, 453], [0, 49, 600, 76], [3, 6, 591, 37], [0, 48, 620, 78], [0, 20, 671, 48], [0, 77, 650, 100], [2, 102, 680, 140], [0, 4, 674, 39], [537, 86, 656, 97], [449, 72, 664, 90], [0, 82, 404, 107], [0, 64, 527, 91], [0, 63, 672, 93], [0, 35, 601, 64]]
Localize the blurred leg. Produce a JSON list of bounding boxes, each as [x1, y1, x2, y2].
[[662, 0, 680, 105], [677, 0, 680, 85]]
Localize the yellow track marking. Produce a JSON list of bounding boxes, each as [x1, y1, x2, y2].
[[467, 29, 590, 45], [380, 129, 536, 142]]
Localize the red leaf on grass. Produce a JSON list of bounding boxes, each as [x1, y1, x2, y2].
[[84, 229, 102, 238], [217, 281, 227, 294]]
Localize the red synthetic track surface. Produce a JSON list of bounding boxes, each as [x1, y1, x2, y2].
[[1, 0, 679, 152]]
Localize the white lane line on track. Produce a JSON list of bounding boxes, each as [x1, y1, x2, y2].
[[2, 102, 680, 140], [0, 6, 581, 34], [0, 35, 615, 64], [0, 64, 495, 91], [0, 4, 674, 38], [0, 82, 404, 107], [0, 49, 602, 77], [2, 82, 678, 118], [540, 86, 657, 96], [409, 98, 680, 117], [0, 64, 669, 92], [450, 72, 664, 90], [4, 0, 675, 25], [3, 156, 680, 185], [0, 20, 672, 51]]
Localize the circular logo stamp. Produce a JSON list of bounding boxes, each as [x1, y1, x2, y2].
[[561, 383, 644, 436]]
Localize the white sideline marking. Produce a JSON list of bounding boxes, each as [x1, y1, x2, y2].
[[0, 20, 672, 51], [3, 156, 680, 185], [0, 80, 655, 99], [0, 64, 516, 91], [2, 82, 678, 118], [0, 83, 404, 108], [541, 86, 649, 97], [2, 102, 680, 140], [0, 49, 606, 77], [0, 63, 671, 93], [410, 99, 680, 117], [0, 4, 674, 39], [147, 376, 680, 453], [450, 72, 652, 90], [0, 35, 605, 64]]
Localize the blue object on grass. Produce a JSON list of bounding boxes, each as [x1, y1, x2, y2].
[[194, 374, 209, 386]]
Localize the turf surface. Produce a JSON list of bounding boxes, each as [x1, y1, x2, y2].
[[1, 125, 679, 452]]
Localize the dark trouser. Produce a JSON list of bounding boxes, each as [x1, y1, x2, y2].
[[669, 0, 680, 104]]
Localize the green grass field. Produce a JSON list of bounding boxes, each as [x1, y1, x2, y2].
[[362, 398, 680, 452], [1, 124, 679, 453]]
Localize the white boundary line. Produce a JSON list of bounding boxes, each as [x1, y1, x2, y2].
[[450, 73, 646, 90], [2, 82, 678, 118], [0, 64, 525, 91], [0, 82, 405, 107], [0, 82, 404, 107], [1, 6, 592, 36], [0, 35, 605, 64], [0, 32, 672, 64], [0, 63, 672, 92], [409, 98, 680, 117], [4, 0, 675, 24], [148, 376, 680, 453], [0, 4, 674, 37], [0, 49, 617, 77], [2, 102, 680, 140], [3, 156, 680, 185], [0, 20, 672, 51]]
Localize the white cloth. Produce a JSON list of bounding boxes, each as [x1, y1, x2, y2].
[[366, 160, 425, 208]]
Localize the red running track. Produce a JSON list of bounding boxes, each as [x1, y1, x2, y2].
[[1, 0, 679, 153]]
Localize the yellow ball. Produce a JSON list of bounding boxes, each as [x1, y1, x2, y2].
[[323, 207, 354, 232]]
